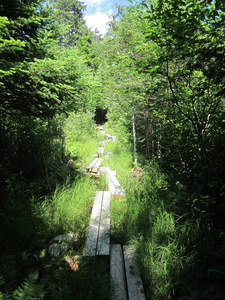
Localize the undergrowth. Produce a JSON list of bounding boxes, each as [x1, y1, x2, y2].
[[64, 112, 102, 169], [42, 258, 111, 300], [1, 114, 224, 300], [0, 112, 103, 299], [101, 122, 133, 187], [35, 176, 96, 243], [110, 159, 225, 299]]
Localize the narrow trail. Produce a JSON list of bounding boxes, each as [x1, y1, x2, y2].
[[83, 126, 146, 300], [48, 126, 146, 300]]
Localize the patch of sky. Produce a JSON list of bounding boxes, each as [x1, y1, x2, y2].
[[83, 0, 133, 35]]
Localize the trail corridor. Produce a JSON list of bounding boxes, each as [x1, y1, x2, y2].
[[84, 126, 146, 300]]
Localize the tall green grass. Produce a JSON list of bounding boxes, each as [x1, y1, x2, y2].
[[110, 160, 202, 299], [42, 258, 111, 300], [140, 215, 199, 300], [102, 141, 133, 186], [104, 122, 133, 177], [64, 112, 102, 168], [1, 114, 219, 299], [103, 116, 132, 147], [111, 160, 166, 243], [0, 112, 105, 299], [36, 176, 96, 242]]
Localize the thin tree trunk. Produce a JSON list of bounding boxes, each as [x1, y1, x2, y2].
[[145, 112, 151, 158], [132, 101, 138, 165], [157, 121, 162, 158], [61, 132, 66, 163]]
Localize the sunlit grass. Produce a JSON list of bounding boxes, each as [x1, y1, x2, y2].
[[66, 138, 100, 169], [0, 115, 208, 300], [103, 141, 133, 186], [64, 112, 102, 169], [110, 159, 201, 299], [103, 119, 132, 147], [37, 176, 96, 241]]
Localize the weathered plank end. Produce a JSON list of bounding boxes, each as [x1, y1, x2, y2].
[[123, 245, 146, 300], [110, 244, 128, 300]]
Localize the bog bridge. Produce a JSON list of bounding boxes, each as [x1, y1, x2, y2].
[[49, 126, 146, 300]]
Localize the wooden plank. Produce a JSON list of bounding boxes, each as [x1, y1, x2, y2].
[[96, 191, 111, 256], [97, 126, 104, 131], [83, 191, 103, 256], [99, 140, 106, 146], [97, 147, 104, 157], [86, 158, 103, 172], [87, 158, 99, 169], [95, 158, 103, 167], [104, 167, 125, 198], [110, 244, 128, 300], [104, 151, 112, 157], [105, 133, 112, 139], [123, 245, 146, 300], [101, 167, 116, 195], [105, 167, 116, 195]]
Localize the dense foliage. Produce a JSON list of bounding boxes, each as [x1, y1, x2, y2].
[[99, 1, 225, 298], [1, 0, 225, 299]]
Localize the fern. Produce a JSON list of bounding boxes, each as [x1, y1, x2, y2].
[[0, 276, 10, 300], [13, 272, 44, 300], [0, 291, 10, 300]]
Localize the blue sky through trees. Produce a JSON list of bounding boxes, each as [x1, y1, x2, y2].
[[84, 0, 131, 35]]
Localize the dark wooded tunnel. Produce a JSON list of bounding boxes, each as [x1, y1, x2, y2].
[[94, 107, 108, 124]]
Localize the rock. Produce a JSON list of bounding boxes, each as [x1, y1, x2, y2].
[[48, 243, 69, 258], [48, 234, 80, 258], [66, 160, 74, 169], [50, 233, 79, 244]]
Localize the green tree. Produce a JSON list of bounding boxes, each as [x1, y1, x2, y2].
[[99, 7, 154, 163], [47, 0, 86, 47], [141, 0, 225, 193]]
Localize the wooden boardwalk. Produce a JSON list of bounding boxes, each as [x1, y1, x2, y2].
[[83, 127, 146, 299], [110, 244, 145, 300], [101, 167, 125, 198], [83, 191, 111, 256], [86, 157, 103, 177]]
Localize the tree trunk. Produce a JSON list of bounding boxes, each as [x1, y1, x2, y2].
[[132, 101, 138, 165], [145, 111, 152, 158], [157, 121, 162, 158]]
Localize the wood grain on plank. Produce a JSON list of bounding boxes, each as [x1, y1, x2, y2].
[[123, 245, 146, 300], [83, 191, 103, 256], [96, 191, 111, 256], [104, 167, 125, 197], [110, 244, 128, 300]]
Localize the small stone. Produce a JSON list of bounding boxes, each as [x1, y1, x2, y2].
[[48, 243, 69, 258], [50, 233, 79, 244]]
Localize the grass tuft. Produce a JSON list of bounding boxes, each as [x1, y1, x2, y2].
[[36, 175, 97, 244]]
